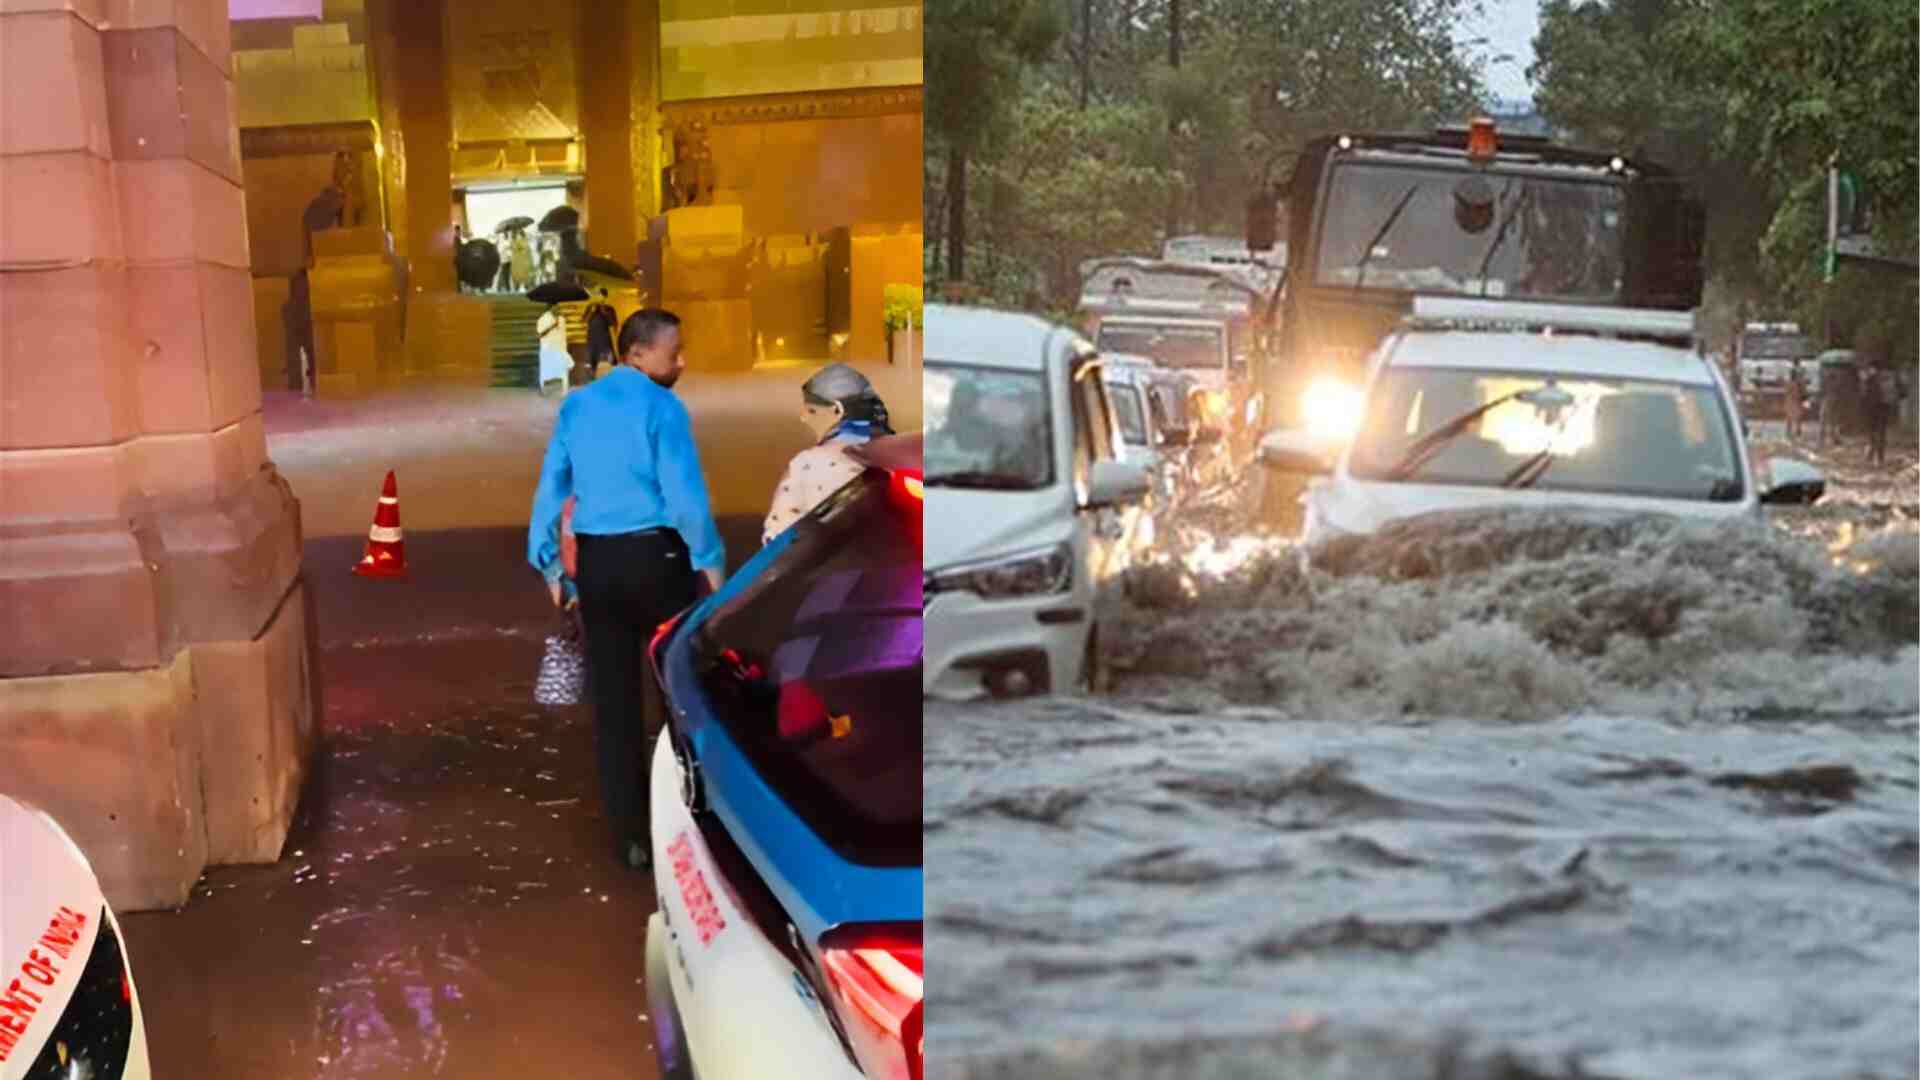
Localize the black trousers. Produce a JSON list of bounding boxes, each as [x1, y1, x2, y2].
[[574, 529, 698, 853]]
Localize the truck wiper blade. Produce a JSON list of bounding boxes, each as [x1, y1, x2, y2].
[[1477, 180, 1526, 295], [1353, 184, 1421, 291], [1380, 390, 1523, 481]]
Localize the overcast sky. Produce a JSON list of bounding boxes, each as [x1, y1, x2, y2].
[[1458, 0, 1541, 105]]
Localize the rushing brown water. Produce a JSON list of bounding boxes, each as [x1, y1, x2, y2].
[[929, 500, 1919, 1079]]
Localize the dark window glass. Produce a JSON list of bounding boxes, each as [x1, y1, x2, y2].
[[691, 471, 922, 867]]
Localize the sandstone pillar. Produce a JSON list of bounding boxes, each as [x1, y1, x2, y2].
[[0, 0, 316, 910], [389, 0, 451, 294], [578, 0, 635, 271]]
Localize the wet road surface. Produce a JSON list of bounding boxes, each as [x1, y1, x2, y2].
[[124, 636, 663, 1079], [118, 374, 838, 1078], [928, 489, 1920, 1079]]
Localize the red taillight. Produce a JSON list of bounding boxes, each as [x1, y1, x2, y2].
[[893, 470, 923, 503], [820, 926, 924, 1080], [1467, 116, 1497, 161]]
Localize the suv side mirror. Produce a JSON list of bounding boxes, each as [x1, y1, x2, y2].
[[1259, 428, 1332, 475], [1087, 461, 1151, 508]]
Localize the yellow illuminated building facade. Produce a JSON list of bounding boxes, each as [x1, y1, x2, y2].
[[231, 0, 923, 393]]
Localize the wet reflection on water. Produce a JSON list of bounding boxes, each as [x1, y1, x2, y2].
[[121, 639, 663, 1080]]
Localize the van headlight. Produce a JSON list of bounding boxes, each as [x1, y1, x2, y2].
[[1302, 377, 1365, 443], [926, 544, 1073, 600]]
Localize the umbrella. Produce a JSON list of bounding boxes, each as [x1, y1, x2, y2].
[[497, 216, 536, 233], [538, 205, 581, 232], [564, 252, 635, 281], [455, 238, 501, 290], [527, 281, 591, 305]]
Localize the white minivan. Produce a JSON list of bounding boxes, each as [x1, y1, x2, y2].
[[922, 305, 1151, 699]]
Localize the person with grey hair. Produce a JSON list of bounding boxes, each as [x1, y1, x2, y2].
[[762, 363, 894, 544]]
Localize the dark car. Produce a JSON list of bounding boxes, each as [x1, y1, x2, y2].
[[643, 434, 923, 1080]]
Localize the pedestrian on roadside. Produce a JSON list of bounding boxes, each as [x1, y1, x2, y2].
[[1864, 362, 1894, 466], [763, 363, 894, 545], [584, 289, 618, 381], [527, 308, 725, 872]]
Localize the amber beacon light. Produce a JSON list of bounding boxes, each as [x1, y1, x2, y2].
[[1466, 116, 1498, 162]]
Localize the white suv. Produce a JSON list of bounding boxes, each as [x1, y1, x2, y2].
[[1261, 297, 1827, 548], [922, 305, 1151, 699]]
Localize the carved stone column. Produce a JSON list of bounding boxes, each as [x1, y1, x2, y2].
[[0, 0, 315, 911]]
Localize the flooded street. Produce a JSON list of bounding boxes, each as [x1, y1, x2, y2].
[[120, 620, 666, 1079], [927, 466, 1919, 1079], [110, 379, 823, 1078]]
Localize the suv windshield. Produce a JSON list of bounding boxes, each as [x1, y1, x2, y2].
[[1095, 323, 1224, 370], [1106, 381, 1148, 444], [1350, 367, 1744, 501], [690, 471, 922, 867], [1315, 162, 1626, 301], [925, 363, 1053, 489]]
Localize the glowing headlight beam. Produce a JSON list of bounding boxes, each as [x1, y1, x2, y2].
[[1302, 378, 1365, 443]]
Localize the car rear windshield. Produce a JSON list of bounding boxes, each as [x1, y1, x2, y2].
[[690, 469, 922, 867], [1107, 382, 1148, 444], [1096, 323, 1224, 370]]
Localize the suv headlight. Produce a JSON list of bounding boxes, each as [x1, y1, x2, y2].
[[926, 544, 1072, 600]]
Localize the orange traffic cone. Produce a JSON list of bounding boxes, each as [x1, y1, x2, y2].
[[353, 470, 407, 579]]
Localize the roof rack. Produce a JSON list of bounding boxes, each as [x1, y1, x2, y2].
[[1407, 297, 1696, 341]]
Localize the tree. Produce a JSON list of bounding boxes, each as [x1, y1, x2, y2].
[[939, 0, 1490, 311], [925, 0, 1066, 283], [1532, 0, 1918, 365]]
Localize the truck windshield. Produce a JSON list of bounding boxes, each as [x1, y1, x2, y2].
[[1095, 323, 1224, 370], [1314, 162, 1627, 302]]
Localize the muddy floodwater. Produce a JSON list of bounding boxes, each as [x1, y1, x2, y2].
[[928, 501, 1919, 1079], [120, 638, 665, 1080]]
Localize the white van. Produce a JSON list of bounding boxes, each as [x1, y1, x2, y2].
[[922, 305, 1151, 699]]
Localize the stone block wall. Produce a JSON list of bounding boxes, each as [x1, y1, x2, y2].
[[0, 0, 315, 912]]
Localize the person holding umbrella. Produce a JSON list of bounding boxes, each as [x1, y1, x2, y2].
[[529, 280, 590, 394]]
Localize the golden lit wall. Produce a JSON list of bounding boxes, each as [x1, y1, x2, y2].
[[706, 112, 919, 237], [663, 89, 921, 238], [445, 0, 582, 142], [660, 1, 921, 101], [243, 153, 344, 276]]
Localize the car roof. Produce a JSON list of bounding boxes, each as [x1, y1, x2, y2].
[[847, 431, 922, 475], [926, 303, 1073, 372], [1388, 330, 1718, 386]]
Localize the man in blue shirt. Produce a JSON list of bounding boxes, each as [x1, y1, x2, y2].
[[528, 308, 725, 871]]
